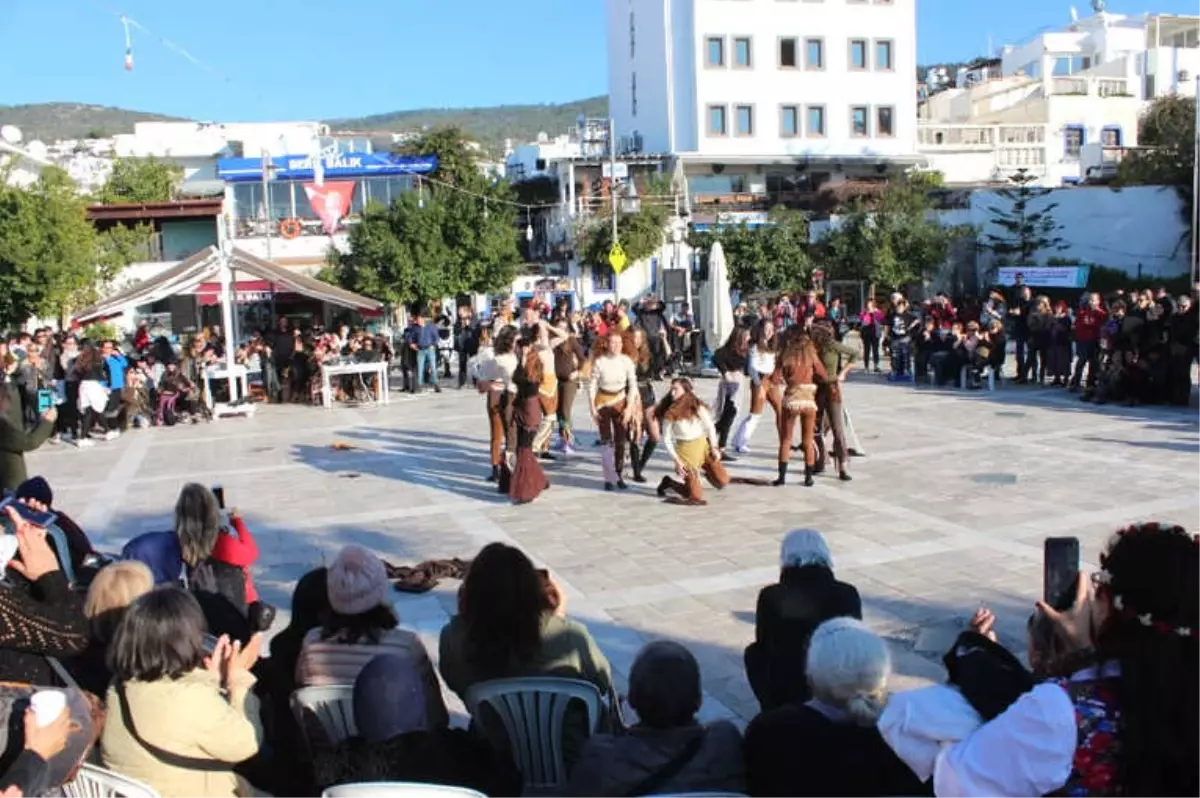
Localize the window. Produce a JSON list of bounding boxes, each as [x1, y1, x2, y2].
[[736, 104, 755, 136], [807, 105, 826, 136], [269, 182, 294, 220], [875, 39, 894, 70], [876, 106, 895, 137], [734, 37, 752, 68], [631, 73, 638, 117], [780, 105, 799, 137], [708, 104, 728, 136], [849, 39, 868, 70], [779, 37, 798, 68], [851, 106, 869, 136], [1101, 126, 1121, 146], [805, 38, 824, 69], [706, 36, 725, 67], [1064, 125, 1085, 157], [592, 264, 615, 292]]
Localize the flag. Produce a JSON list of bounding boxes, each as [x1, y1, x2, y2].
[[303, 181, 355, 235]]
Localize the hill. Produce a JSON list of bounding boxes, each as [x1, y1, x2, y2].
[[0, 103, 185, 142], [330, 96, 610, 153]]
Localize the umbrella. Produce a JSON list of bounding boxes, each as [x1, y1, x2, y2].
[[703, 241, 735, 351]]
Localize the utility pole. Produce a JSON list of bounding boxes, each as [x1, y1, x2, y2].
[[609, 117, 619, 245], [261, 149, 274, 263]]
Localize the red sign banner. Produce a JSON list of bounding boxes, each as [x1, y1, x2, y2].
[[303, 180, 356, 234]]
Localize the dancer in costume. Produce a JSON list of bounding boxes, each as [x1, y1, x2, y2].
[[655, 378, 729, 505], [772, 326, 828, 487], [711, 327, 750, 460], [477, 327, 518, 483], [529, 322, 569, 458], [552, 316, 586, 456], [629, 326, 671, 483], [732, 319, 781, 454], [586, 329, 638, 491], [810, 319, 857, 481], [508, 338, 549, 504]]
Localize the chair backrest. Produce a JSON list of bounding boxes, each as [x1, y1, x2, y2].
[[464, 677, 603, 793], [62, 763, 160, 798], [290, 684, 357, 748], [321, 782, 487, 797]]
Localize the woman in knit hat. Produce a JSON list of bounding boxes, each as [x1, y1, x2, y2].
[[296, 545, 447, 728]]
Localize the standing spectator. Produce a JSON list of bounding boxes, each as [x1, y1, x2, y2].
[[827, 297, 848, 340], [744, 529, 862, 712], [884, 299, 919, 380], [1008, 284, 1033, 382], [773, 294, 795, 330], [979, 290, 1006, 331], [0, 384, 55, 493], [416, 312, 442, 393], [1047, 300, 1074, 386], [1166, 293, 1198, 406], [1025, 295, 1054, 385], [270, 317, 293, 402], [636, 295, 668, 379], [745, 618, 928, 797], [858, 299, 884, 374], [453, 306, 479, 389], [568, 641, 746, 797], [1071, 292, 1107, 393], [101, 587, 265, 798]]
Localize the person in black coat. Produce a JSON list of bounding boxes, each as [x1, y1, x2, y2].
[[744, 529, 862, 713], [745, 618, 929, 797], [453, 306, 480, 389]]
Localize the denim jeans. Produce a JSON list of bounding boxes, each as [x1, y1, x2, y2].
[[416, 346, 437, 388]]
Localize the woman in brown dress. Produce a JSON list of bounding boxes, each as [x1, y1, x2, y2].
[[508, 337, 549, 504], [772, 326, 828, 487]]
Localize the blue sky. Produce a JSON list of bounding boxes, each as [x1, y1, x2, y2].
[[2, 0, 1196, 121]]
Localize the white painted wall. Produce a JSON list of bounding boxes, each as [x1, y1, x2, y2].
[[608, 0, 918, 159]]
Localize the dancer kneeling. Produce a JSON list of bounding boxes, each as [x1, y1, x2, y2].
[[656, 379, 729, 506]]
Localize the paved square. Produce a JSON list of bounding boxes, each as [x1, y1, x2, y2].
[[29, 377, 1199, 724]]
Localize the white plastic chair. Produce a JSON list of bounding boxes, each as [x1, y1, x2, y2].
[[62, 763, 160, 798], [960, 365, 996, 391], [322, 783, 487, 797], [291, 684, 357, 749], [465, 677, 603, 795]]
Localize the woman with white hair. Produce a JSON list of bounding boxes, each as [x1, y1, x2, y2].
[[744, 529, 862, 712], [745, 618, 927, 796]]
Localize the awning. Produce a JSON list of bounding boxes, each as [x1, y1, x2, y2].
[[74, 246, 382, 324], [194, 279, 277, 305]]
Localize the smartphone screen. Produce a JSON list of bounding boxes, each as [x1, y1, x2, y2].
[[1043, 537, 1081, 611], [36, 390, 55, 414], [0, 497, 57, 530], [202, 634, 219, 655], [211, 486, 225, 510]]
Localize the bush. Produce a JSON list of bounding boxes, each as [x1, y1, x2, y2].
[[81, 322, 120, 344]]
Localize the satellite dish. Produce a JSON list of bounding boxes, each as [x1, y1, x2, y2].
[[25, 140, 47, 160], [0, 125, 22, 145]]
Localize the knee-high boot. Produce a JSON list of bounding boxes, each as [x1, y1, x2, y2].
[[633, 440, 657, 482], [773, 461, 788, 486], [716, 400, 737, 450], [601, 445, 620, 490], [732, 413, 761, 453]]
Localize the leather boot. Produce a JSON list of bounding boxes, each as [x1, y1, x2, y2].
[[487, 464, 499, 482], [804, 465, 815, 487], [773, 462, 788, 486]]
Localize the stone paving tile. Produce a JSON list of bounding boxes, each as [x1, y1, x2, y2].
[[25, 374, 1198, 723]]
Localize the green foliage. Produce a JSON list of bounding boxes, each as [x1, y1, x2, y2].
[[0, 103, 183, 142], [0, 167, 103, 327], [577, 175, 673, 270], [1115, 95, 1195, 237], [81, 322, 119, 343], [328, 127, 522, 308], [690, 207, 813, 293], [95, 156, 182, 204], [819, 179, 965, 291], [94, 222, 156, 283], [980, 169, 1066, 262]]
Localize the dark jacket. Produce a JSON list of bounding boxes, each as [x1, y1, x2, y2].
[[744, 566, 862, 712], [568, 722, 746, 797], [745, 703, 930, 797], [0, 383, 54, 494], [0, 572, 90, 684]]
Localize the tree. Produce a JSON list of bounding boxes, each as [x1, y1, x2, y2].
[[329, 126, 522, 309], [577, 174, 673, 270], [0, 167, 103, 327], [95, 156, 182, 204], [690, 207, 813, 293], [979, 168, 1066, 263], [1116, 95, 1195, 244], [819, 178, 965, 292]]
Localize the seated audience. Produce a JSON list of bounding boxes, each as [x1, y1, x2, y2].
[[745, 617, 929, 797], [934, 522, 1198, 797], [101, 587, 264, 798], [313, 654, 519, 795], [67, 560, 154, 696], [438, 542, 613, 702], [295, 546, 447, 726], [266, 566, 328, 698], [13, 476, 95, 576], [744, 529, 862, 712], [0, 703, 73, 797], [0, 506, 89, 683], [569, 641, 745, 797]]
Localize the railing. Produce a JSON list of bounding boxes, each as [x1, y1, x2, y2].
[[1049, 77, 1132, 97], [918, 124, 1047, 148]]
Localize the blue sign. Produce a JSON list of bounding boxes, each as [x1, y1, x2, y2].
[[216, 153, 438, 182]]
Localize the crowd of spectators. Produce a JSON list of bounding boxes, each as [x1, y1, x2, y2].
[[0, 474, 1193, 797]]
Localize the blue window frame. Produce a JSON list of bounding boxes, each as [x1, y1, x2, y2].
[[1101, 125, 1122, 147], [1063, 125, 1085, 158]]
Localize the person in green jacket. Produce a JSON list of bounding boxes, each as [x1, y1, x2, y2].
[[0, 379, 56, 493], [810, 320, 857, 482]]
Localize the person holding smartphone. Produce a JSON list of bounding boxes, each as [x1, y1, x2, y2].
[[0, 380, 56, 494]]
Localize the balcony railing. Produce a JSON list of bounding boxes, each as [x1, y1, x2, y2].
[[918, 123, 1047, 149], [1049, 77, 1133, 97]]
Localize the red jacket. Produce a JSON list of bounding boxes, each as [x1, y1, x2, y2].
[[1074, 307, 1107, 343], [210, 516, 260, 603]]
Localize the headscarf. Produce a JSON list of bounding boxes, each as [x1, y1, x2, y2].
[[353, 654, 431, 744]]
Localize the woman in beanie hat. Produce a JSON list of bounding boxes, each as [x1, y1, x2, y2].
[[296, 545, 447, 728]]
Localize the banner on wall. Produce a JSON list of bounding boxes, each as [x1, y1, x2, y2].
[[304, 181, 356, 235], [996, 265, 1091, 288]]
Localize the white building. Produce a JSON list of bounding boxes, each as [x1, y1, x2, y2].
[[919, 8, 1199, 186], [0, 136, 53, 188], [606, 0, 920, 208]]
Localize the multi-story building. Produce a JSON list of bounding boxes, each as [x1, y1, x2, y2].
[[919, 7, 1199, 186], [606, 0, 920, 217]]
